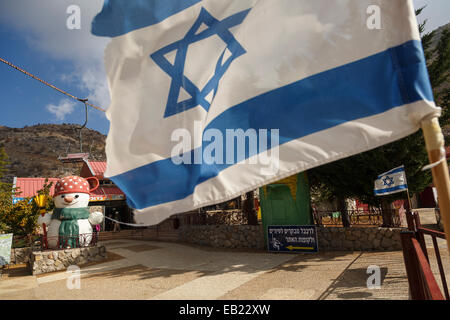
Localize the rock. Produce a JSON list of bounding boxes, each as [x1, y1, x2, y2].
[[361, 241, 373, 250], [343, 240, 354, 250], [322, 232, 332, 241], [381, 238, 394, 248], [384, 229, 394, 238], [352, 230, 362, 238], [46, 259, 55, 265], [373, 239, 381, 248], [52, 252, 58, 260], [331, 240, 343, 248], [319, 239, 329, 248], [79, 256, 88, 265], [393, 231, 402, 240], [353, 241, 362, 251], [71, 249, 81, 259], [99, 246, 106, 256], [88, 247, 98, 256]]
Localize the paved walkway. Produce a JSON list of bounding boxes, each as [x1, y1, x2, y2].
[[0, 239, 448, 300]]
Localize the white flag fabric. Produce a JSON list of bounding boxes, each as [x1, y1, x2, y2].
[[374, 165, 409, 196], [92, 0, 439, 226]]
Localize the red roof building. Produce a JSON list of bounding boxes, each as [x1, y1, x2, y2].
[[79, 160, 132, 231], [13, 177, 60, 201], [80, 160, 126, 203], [13, 160, 126, 204], [81, 161, 107, 180]]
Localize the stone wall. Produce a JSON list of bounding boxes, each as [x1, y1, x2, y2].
[[179, 225, 404, 251], [179, 225, 265, 249], [29, 246, 107, 275], [203, 210, 247, 225], [317, 227, 404, 251], [178, 210, 247, 226], [10, 247, 33, 265]]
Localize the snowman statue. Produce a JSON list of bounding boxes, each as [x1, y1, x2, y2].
[[38, 176, 104, 249]]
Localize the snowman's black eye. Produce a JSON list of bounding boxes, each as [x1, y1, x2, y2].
[[61, 195, 64, 198], [75, 195, 79, 199]]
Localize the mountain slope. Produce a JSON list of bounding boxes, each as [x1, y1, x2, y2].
[[0, 124, 106, 184]]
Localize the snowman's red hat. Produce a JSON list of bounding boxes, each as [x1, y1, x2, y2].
[[54, 176, 99, 197]]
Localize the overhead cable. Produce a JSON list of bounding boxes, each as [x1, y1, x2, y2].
[[0, 56, 106, 113]]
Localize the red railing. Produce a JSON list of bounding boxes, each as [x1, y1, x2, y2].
[[401, 210, 449, 300], [40, 233, 99, 251]]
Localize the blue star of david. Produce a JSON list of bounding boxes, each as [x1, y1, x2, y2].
[[383, 176, 395, 187], [151, 7, 251, 118]]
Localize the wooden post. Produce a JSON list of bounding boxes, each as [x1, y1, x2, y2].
[[421, 117, 450, 254], [400, 231, 425, 300], [406, 189, 413, 210]]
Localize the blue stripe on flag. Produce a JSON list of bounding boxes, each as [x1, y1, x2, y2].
[[110, 40, 433, 210], [377, 166, 405, 179], [374, 184, 408, 195], [92, 0, 202, 37]]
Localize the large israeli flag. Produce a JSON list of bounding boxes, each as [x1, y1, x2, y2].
[[374, 166, 409, 196], [92, 0, 439, 226]]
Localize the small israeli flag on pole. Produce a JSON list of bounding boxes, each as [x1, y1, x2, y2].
[[374, 165, 408, 196]]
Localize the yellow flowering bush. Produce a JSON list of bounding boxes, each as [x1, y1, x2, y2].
[[0, 179, 54, 238]]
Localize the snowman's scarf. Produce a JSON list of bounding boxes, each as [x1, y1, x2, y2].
[[52, 207, 90, 248]]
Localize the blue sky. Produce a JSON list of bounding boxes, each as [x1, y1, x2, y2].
[[0, 0, 449, 136]]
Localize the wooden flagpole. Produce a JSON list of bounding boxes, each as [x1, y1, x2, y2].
[[421, 117, 450, 254], [406, 189, 413, 210]]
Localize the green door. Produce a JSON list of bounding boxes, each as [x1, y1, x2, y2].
[[260, 172, 312, 246]]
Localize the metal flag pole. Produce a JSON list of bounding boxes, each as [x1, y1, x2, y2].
[[421, 117, 450, 254]]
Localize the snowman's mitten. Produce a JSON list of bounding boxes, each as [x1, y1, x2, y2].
[[37, 212, 52, 226], [89, 211, 104, 225]]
